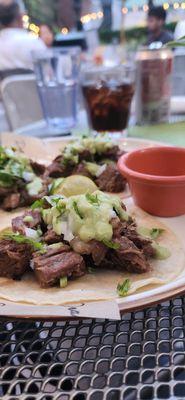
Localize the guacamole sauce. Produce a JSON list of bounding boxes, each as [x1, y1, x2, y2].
[[42, 191, 129, 243]]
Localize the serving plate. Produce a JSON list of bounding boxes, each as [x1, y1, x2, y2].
[[0, 135, 184, 319]]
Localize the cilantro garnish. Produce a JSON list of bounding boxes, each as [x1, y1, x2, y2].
[[117, 279, 131, 297], [4, 233, 45, 252], [31, 199, 45, 210], [86, 193, 99, 205], [73, 201, 83, 219], [150, 228, 164, 240], [0, 171, 17, 187], [102, 239, 120, 250]]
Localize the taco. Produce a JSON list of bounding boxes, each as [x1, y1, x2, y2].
[[0, 146, 48, 211], [0, 191, 183, 305], [45, 136, 127, 193]]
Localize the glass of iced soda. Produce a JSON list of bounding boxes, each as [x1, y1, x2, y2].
[[81, 64, 135, 136]]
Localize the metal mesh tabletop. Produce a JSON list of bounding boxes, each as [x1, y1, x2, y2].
[[0, 297, 185, 400]]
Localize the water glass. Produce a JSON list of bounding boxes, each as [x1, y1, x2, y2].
[[33, 47, 81, 133]]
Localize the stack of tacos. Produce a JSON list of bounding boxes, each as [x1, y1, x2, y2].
[[0, 136, 183, 306]]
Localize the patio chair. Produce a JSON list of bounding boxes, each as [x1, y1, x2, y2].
[[1, 74, 45, 134]]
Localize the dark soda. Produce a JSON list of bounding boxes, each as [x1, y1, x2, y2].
[[82, 82, 134, 132]]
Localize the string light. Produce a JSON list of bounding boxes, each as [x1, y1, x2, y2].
[[91, 12, 97, 20], [181, 2, 185, 8], [81, 11, 104, 24], [97, 11, 103, 18], [22, 14, 29, 29], [163, 3, 169, 9], [173, 2, 179, 8], [143, 4, 149, 12], [61, 27, 68, 35], [122, 7, 128, 14]]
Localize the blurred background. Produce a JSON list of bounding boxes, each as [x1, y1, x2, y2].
[[23, 0, 183, 49], [0, 0, 185, 140]]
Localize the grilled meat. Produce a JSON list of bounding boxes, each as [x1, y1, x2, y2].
[[95, 164, 126, 193], [0, 239, 32, 279], [33, 245, 86, 287]]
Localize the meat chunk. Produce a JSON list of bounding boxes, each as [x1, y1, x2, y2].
[[72, 162, 91, 178], [113, 236, 151, 274], [45, 155, 74, 178], [30, 160, 46, 176], [2, 193, 21, 211], [95, 146, 126, 162], [43, 229, 62, 244], [95, 164, 126, 193], [78, 149, 93, 162], [0, 239, 32, 279], [33, 245, 86, 287], [112, 218, 155, 259], [71, 238, 108, 266], [12, 210, 42, 235]]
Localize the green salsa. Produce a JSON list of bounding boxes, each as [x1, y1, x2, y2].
[[42, 191, 129, 243]]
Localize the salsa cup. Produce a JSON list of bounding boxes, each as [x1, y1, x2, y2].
[[118, 146, 185, 217]]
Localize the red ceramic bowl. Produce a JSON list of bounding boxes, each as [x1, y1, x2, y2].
[[118, 146, 185, 217]]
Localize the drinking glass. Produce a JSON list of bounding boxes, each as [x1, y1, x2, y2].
[[33, 47, 81, 133], [81, 63, 135, 136]]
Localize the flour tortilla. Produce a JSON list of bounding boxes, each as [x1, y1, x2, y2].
[[0, 205, 184, 305]]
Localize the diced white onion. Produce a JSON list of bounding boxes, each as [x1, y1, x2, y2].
[[96, 164, 107, 177], [30, 260, 34, 270], [23, 171, 35, 182], [25, 227, 38, 239]]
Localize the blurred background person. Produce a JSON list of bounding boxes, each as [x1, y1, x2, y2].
[[39, 24, 54, 48], [146, 6, 173, 46], [0, 0, 46, 71]]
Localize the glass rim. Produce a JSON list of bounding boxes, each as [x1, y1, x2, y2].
[[80, 62, 135, 74], [32, 46, 81, 61]]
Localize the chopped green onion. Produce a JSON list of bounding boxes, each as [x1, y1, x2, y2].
[[117, 279, 131, 297], [73, 201, 83, 219], [60, 276, 68, 288], [86, 193, 99, 205], [3, 233, 45, 252], [49, 178, 64, 195], [150, 228, 164, 240], [31, 199, 44, 210], [103, 239, 120, 250]]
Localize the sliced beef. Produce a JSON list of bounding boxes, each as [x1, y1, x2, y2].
[[12, 210, 42, 235], [78, 149, 93, 162], [43, 229, 62, 244], [112, 236, 151, 274], [45, 155, 74, 178], [95, 164, 126, 193], [112, 218, 155, 259], [33, 245, 86, 287], [71, 238, 108, 266], [2, 193, 21, 211], [30, 160, 46, 176], [0, 186, 13, 197], [72, 162, 91, 178], [0, 239, 32, 279], [94, 146, 125, 162]]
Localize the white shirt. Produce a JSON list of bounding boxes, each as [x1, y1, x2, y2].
[[0, 28, 46, 70], [174, 21, 185, 40]]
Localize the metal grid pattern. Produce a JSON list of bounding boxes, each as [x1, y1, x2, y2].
[[0, 297, 185, 400]]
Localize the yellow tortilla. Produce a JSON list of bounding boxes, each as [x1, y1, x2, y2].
[[0, 206, 184, 305]]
